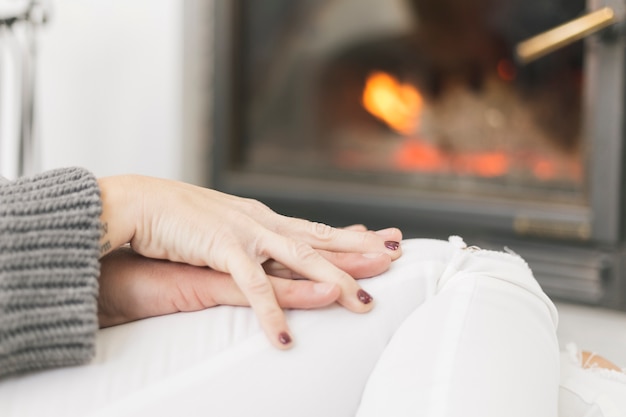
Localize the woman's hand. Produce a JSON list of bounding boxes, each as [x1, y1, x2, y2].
[[97, 175, 402, 348], [98, 246, 394, 328]]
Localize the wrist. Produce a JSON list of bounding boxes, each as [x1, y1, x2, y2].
[[98, 175, 139, 258]]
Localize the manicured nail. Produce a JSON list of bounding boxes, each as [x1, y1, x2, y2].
[[357, 289, 373, 304], [385, 241, 400, 251], [278, 332, 292, 345]]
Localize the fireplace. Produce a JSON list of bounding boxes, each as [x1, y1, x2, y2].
[[210, 0, 626, 309]]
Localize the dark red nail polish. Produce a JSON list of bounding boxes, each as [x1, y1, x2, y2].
[[278, 332, 292, 345], [357, 289, 373, 304], [385, 241, 400, 251]]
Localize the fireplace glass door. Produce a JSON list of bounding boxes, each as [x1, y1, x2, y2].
[[235, 0, 588, 205], [213, 0, 626, 308]]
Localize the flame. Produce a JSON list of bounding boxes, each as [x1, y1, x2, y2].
[[353, 70, 579, 183], [362, 71, 423, 134]]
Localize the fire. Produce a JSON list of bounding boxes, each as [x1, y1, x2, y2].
[[362, 71, 423, 134], [395, 141, 509, 178], [356, 70, 579, 183]]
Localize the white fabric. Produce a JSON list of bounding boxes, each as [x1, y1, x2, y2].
[[356, 239, 560, 417], [0, 238, 622, 416]]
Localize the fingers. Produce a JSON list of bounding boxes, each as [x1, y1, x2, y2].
[[99, 247, 343, 329], [260, 233, 375, 314], [207, 277, 340, 310], [276, 217, 403, 260], [264, 250, 392, 280], [263, 224, 395, 280], [272, 280, 340, 309], [314, 250, 392, 278], [224, 246, 293, 349]]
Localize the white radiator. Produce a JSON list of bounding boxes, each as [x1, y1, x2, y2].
[[0, 0, 49, 179]]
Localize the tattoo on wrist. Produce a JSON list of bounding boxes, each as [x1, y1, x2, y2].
[[100, 222, 112, 255], [100, 241, 112, 255], [100, 222, 108, 237]]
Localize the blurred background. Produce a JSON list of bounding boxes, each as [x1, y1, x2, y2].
[[2, 0, 626, 362], [210, 0, 626, 313], [0, 0, 197, 181]]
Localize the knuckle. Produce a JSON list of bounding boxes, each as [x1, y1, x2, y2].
[[207, 235, 239, 270], [309, 221, 335, 242], [238, 197, 270, 214], [291, 240, 319, 263], [244, 270, 274, 297], [360, 230, 376, 247]]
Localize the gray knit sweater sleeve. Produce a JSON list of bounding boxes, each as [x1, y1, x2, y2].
[[0, 167, 102, 378]]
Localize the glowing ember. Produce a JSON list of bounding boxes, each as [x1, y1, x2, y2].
[[395, 140, 509, 178], [395, 140, 445, 172], [362, 71, 423, 134], [358, 70, 578, 183], [456, 152, 509, 178], [532, 160, 556, 180]]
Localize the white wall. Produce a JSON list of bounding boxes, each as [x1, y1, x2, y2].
[[38, 0, 184, 179]]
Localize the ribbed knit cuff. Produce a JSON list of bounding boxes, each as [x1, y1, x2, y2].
[[0, 167, 102, 378]]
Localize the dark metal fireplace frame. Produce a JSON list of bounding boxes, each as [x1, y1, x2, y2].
[[210, 0, 626, 309]]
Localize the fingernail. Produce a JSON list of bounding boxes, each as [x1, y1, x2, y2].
[[313, 282, 336, 295], [357, 289, 373, 304], [362, 252, 384, 259], [278, 332, 292, 345], [375, 228, 396, 237], [385, 241, 400, 251]]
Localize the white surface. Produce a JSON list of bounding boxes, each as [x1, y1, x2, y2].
[[556, 301, 626, 367], [37, 0, 184, 179], [0, 240, 433, 417], [4, 239, 623, 417], [357, 241, 560, 417]]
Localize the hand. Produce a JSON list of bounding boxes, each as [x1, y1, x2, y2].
[[98, 246, 394, 328], [97, 175, 402, 348]]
